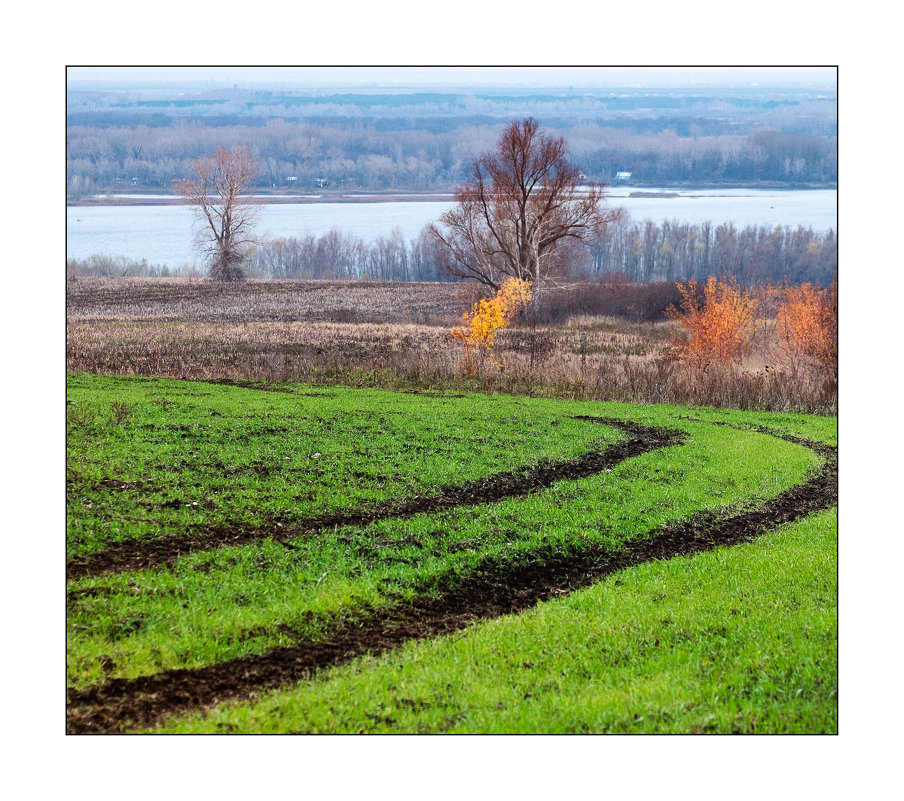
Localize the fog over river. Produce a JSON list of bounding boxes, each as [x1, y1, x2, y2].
[[67, 188, 837, 270]]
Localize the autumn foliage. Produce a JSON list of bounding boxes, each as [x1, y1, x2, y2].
[[668, 276, 759, 369], [451, 277, 533, 370], [775, 281, 837, 377]]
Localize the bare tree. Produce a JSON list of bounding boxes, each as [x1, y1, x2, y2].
[[428, 118, 623, 300], [176, 146, 260, 281]]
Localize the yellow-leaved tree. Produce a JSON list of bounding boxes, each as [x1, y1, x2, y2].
[[451, 277, 533, 372]]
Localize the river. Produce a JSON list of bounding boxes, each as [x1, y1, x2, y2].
[[66, 187, 837, 269]]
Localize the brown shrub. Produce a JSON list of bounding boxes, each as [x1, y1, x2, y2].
[[534, 280, 683, 324]]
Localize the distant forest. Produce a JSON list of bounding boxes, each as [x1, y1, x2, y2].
[[66, 83, 837, 198]]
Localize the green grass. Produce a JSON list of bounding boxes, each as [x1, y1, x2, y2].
[[153, 506, 837, 734], [66, 373, 836, 731], [66, 374, 617, 559]]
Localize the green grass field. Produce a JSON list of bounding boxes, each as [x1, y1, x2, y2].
[[66, 373, 836, 733]]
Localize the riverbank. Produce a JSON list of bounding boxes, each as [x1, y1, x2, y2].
[[69, 192, 457, 207], [67, 182, 837, 207]]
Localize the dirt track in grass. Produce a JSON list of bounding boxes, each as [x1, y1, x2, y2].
[[66, 417, 677, 580], [66, 420, 836, 735]]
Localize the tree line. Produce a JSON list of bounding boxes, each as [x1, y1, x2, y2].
[[66, 119, 836, 199], [239, 219, 837, 286], [586, 219, 837, 286], [67, 84, 836, 129], [66, 219, 836, 289]]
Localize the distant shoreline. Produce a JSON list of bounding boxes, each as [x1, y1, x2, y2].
[[68, 193, 457, 208], [628, 191, 680, 199], [68, 183, 837, 208]]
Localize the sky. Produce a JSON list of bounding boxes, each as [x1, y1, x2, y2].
[[66, 65, 838, 92]]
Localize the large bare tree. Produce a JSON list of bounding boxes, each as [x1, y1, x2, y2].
[[176, 146, 259, 281], [428, 118, 623, 299]]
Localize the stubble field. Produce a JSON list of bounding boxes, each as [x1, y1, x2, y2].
[[66, 277, 835, 413]]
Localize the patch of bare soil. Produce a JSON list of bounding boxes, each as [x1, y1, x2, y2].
[[66, 417, 677, 580], [66, 424, 836, 734]]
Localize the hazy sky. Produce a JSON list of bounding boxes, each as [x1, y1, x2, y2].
[[66, 66, 837, 91]]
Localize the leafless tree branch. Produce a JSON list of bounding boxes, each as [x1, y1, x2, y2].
[[428, 118, 623, 301], [175, 146, 260, 282]]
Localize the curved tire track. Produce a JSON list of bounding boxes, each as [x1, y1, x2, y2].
[[66, 423, 836, 734], [66, 417, 677, 580]]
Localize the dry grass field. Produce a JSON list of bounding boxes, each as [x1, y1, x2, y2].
[[66, 277, 836, 413]]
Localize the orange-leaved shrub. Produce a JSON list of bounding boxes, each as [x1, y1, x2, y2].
[[451, 277, 533, 371], [775, 280, 837, 378], [667, 276, 759, 369]]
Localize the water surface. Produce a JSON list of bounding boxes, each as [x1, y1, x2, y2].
[[67, 188, 837, 268]]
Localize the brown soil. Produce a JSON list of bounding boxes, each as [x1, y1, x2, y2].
[[66, 422, 836, 734], [66, 417, 679, 580]]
